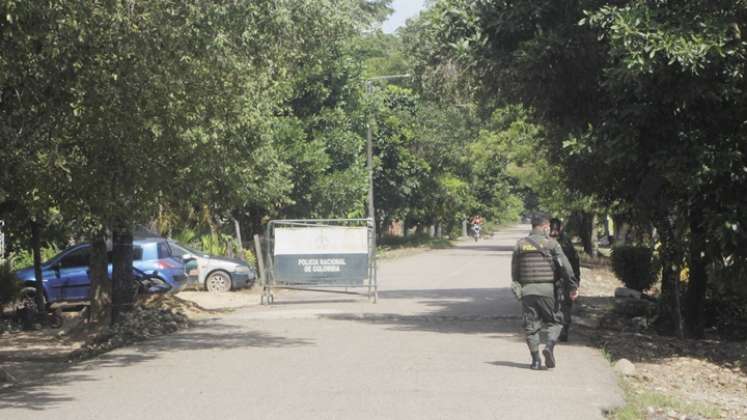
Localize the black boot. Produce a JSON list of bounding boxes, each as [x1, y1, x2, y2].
[[543, 342, 556, 369], [559, 326, 569, 342], [530, 351, 542, 370]]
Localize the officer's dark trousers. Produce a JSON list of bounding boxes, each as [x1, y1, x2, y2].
[[521, 295, 563, 352], [560, 289, 573, 329]]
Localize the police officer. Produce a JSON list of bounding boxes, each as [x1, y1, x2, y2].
[[511, 214, 578, 370], [550, 218, 580, 342]]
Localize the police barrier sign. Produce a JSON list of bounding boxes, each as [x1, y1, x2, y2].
[[273, 226, 369, 285]]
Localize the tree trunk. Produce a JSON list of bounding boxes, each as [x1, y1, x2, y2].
[[0, 220, 5, 259], [603, 214, 611, 244], [590, 214, 599, 257], [660, 249, 672, 298], [111, 226, 135, 324], [88, 234, 111, 325], [579, 212, 598, 257], [685, 205, 708, 338], [659, 220, 685, 339], [233, 217, 244, 260], [671, 259, 685, 339], [612, 215, 629, 246], [29, 220, 47, 324]]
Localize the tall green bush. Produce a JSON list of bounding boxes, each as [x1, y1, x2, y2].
[[243, 249, 257, 268], [11, 244, 60, 269], [611, 245, 658, 291], [173, 230, 240, 258]]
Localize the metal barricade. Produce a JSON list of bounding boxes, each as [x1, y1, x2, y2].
[[260, 219, 377, 304]]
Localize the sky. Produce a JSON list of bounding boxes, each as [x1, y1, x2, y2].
[[382, 0, 427, 33]]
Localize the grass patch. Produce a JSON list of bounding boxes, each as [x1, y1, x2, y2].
[[600, 347, 613, 363], [608, 380, 721, 420], [377, 234, 453, 256]]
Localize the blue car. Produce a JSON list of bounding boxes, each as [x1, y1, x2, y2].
[[14, 238, 187, 306]]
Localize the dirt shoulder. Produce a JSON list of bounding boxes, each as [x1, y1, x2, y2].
[[575, 262, 747, 419], [176, 289, 261, 311], [0, 293, 218, 390]]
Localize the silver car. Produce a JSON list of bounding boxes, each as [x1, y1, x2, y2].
[[168, 241, 256, 292]]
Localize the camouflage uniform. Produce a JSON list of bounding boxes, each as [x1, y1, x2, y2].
[[511, 227, 578, 354]]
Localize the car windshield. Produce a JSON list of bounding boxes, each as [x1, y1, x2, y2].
[[169, 241, 207, 257]]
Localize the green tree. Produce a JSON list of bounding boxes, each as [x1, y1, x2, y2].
[[0, 0, 82, 317], [415, 0, 747, 337]]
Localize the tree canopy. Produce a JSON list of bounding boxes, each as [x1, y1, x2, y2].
[[4, 0, 745, 337], [407, 0, 747, 337]]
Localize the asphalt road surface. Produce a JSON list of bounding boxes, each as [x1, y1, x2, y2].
[[1, 225, 623, 420]]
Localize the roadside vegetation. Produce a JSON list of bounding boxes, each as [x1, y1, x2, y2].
[[408, 0, 747, 343], [575, 254, 747, 418], [611, 382, 721, 420], [377, 234, 453, 259], [2, 2, 747, 413], [1, 1, 523, 328]]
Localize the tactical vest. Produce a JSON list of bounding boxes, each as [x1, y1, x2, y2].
[[517, 238, 555, 285]]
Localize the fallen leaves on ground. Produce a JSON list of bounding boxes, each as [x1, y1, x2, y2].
[[69, 296, 206, 360]]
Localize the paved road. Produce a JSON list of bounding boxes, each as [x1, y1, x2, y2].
[[1, 225, 623, 419]]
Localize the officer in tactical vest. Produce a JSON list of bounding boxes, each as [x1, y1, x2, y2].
[[550, 218, 580, 342], [511, 214, 578, 370]]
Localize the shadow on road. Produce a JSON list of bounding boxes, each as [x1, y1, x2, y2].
[[487, 360, 532, 369], [0, 322, 313, 411], [0, 354, 147, 412], [0, 374, 81, 412], [322, 311, 524, 336], [317, 287, 526, 338], [269, 298, 364, 306], [131, 322, 313, 353], [379, 287, 519, 315], [445, 244, 515, 253]]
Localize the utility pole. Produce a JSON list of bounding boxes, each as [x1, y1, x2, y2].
[[366, 81, 375, 235], [365, 74, 411, 235], [365, 74, 410, 302]]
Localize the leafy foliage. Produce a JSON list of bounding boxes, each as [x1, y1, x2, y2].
[[0, 0, 408, 322], [413, 0, 747, 336], [10, 244, 60, 271], [611, 246, 659, 292]]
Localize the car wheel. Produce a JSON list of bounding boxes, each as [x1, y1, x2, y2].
[[205, 271, 232, 293]]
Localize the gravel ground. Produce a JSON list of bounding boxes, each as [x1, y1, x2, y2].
[[575, 261, 747, 419], [176, 289, 261, 312]]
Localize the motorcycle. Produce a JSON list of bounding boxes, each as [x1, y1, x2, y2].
[[471, 224, 481, 242]]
